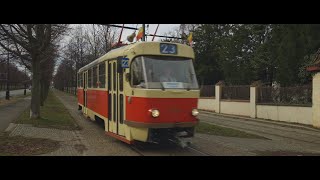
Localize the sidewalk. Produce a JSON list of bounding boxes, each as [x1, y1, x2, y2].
[[0, 96, 30, 132]]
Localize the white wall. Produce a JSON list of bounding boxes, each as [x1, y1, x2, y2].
[[220, 101, 250, 117], [198, 98, 216, 112], [197, 84, 316, 127], [257, 105, 312, 125], [313, 73, 320, 127]]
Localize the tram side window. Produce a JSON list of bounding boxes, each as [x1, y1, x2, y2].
[[99, 62, 106, 88], [88, 69, 92, 88], [81, 73, 83, 88], [77, 73, 79, 87], [131, 57, 145, 88], [78, 73, 80, 88], [93, 66, 98, 88]]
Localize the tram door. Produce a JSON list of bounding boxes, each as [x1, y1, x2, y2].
[[108, 60, 125, 136], [83, 71, 88, 115]]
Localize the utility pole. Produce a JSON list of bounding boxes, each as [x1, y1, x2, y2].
[[5, 39, 10, 100], [142, 24, 145, 41]]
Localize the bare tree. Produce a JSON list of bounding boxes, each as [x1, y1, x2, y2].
[[53, 24, 119, 93], [161, 24, 198, 43], [53, 58, 74, 91], [0, 24, 68, 119], [96, 25, 118, 54], [40, 44, 57, 106]]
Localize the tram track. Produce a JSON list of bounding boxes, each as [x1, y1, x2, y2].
[[185, 145, 212, 156], [129, 141, 211, 156], [130, 144, 146, 156]]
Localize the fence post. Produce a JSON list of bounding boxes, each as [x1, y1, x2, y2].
[[313, 72, 320, 128], [215, 81, 224, 113], [250, 81, 261, 118]]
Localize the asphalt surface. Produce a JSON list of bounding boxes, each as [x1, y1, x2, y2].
[[0, 96, 30, 132]]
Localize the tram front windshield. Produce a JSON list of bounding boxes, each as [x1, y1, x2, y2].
[[131, 56, 199, 89]]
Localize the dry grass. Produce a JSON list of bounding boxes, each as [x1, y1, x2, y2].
[[0, 133, 60, 156], [15, 91, 80, 130]]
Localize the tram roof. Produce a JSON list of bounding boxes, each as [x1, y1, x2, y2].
[[78, 41, 194, 73]]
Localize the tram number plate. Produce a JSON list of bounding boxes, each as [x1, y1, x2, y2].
[[121, 57, 129, 68], [160, 43, 177, 54]]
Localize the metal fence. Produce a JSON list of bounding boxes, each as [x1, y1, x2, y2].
[[200, 85, 215, 97], [0, 82, 26, 91], [257, 85, 312, 105], [221, 86, 250, 100], [63, 87, 77, 95]]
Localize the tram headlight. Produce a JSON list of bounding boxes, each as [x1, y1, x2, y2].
[[192, 109, 199, 116], [149, 109, 160, 118]]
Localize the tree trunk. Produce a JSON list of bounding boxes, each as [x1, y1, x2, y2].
[[44, 82, 49, 101], [30, 57, 41, 119], [40, 79, 45, 106]]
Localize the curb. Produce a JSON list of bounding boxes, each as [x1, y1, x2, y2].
[[4, 123, 18, 133]]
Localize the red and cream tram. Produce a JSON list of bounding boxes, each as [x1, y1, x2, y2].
[[77, 41, 200, 144]]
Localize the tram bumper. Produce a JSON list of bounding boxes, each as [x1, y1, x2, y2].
[[147, 126, 196, 143], [124, 119, 199, 143]]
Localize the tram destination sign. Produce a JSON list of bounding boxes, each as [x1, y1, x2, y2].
[[160, 43, 177, 54]]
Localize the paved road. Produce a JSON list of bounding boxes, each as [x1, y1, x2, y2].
[[0, 89, 31, 99], [0, 96, 30, 132], [196, 112, 320, 155]]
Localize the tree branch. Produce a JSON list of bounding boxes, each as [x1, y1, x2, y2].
[[0, 41, 31, 61], [0, 24, 31, 52], [10, 25, 29, 40], [17, 24, 28, 35]]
